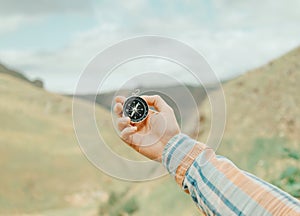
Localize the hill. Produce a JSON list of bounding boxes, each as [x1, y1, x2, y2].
[[0, 62, 43, 88], [0, 73, 199, 215], [198, 47, 300, 197]]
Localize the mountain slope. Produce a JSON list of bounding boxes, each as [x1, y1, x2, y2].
[[0, 62, 43, 88], [0, 73, 199, 215], [0, 72, 119, 214], [199, 47, 300, 196]]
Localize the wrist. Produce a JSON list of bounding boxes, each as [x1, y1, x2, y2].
[[161, 127, 181, 145]]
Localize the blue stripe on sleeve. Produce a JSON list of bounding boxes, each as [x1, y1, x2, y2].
[[165, 135, 188, 173], [186, 175, 221, 216], [193, 161, 244, 216]]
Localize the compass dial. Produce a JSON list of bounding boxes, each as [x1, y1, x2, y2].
[[123, 96, 149, 123]]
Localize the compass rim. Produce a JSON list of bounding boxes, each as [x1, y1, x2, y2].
[[123, 96, 149, 123]]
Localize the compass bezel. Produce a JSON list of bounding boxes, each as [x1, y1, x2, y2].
[[123, 96, 149, 123]]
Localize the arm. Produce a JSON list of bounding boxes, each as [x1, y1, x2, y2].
[[163, 133, 300, 216], [114, 95, 300, 215]]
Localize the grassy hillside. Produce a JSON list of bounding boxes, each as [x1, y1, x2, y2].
[[0, 73, 199, 215], [199, 47, 300, 197]]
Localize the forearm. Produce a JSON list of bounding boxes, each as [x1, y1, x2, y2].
[[162, 134, 300, 216]]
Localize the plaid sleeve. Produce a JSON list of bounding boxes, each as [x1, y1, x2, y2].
[[162, 133, 300, 216]]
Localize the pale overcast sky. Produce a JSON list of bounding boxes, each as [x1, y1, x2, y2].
[[0, 0, 300, 93]]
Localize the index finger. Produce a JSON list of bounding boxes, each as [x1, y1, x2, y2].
[[113, 102, 123, 117], [114, 96, 126, 105]]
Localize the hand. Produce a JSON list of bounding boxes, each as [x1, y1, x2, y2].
[[114, 95, 180, 162]]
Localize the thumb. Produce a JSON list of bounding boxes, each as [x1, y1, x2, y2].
[[141, 95, 171, 112]]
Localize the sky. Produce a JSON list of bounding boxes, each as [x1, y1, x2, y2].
[[0, 0, 300, 93]]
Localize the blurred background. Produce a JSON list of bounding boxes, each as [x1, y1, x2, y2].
[[0, 0, 299, 215]]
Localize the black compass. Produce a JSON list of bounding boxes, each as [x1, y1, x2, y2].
[[123, 96, 149, 123]]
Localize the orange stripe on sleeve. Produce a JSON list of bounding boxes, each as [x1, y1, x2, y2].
[[209, 155, 299, 215]]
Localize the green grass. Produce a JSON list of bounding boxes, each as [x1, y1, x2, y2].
[[99, 189, 139, 215], [135, 176, 199, 216], [217, 137, 300, 198], [246, 137, 286, 173]]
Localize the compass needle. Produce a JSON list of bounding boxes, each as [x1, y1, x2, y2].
[[131, 110, 135, 117]]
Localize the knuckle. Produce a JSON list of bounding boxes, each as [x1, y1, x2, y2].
[[168, 106, 174, 112], [121, 133, 131, 143], [113, 103, 122, 113], [113, 104, 118, 112], [117, 121, 123, 129], [153, 94, 161, 100], [120, 131, 127, 140]]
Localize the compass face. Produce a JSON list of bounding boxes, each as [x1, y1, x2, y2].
[[123, 96, 149, 123]]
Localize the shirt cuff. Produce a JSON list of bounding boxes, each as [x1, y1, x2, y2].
[[162, 133, 197, 176], [162, 133, 207, 187]]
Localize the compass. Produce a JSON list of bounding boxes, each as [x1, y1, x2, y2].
[[123, 96, 149, 123]]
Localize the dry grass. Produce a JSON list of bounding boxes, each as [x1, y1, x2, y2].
[[0, 73, 197, 215]]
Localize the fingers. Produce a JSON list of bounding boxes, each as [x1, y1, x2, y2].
[[141, 95, 171, 112], [113, 96, 126, 117], [120, 126, 137, 143], [117, 117, 131, 131], [115, 96, 126, 104], [113, 103, 123, 117]]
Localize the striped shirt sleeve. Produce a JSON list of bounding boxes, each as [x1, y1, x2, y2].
[[162, 133, 300, 216]]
